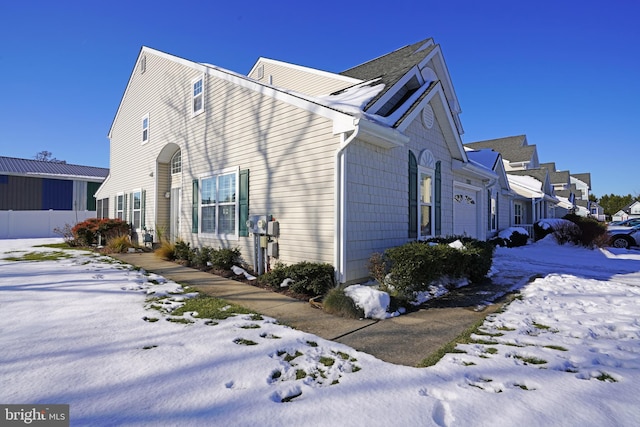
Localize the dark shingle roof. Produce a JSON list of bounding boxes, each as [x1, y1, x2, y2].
[[0, 156, 108, 180], [571, 173, 591, 188], [464, 135, 537, 163], [340, 38, 437, 111]]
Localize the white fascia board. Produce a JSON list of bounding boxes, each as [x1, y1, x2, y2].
[[397, 82, 467, 162], [452, 159, 497, 181], [356, 118, 408, 149], [7, 171, 106, 182], [248, 57, 363, 86], [419, 45, 464, 134]]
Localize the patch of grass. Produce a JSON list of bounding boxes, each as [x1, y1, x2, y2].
[[167, 317, 194, 324], [470, 338, 499, 345], [233, 338, 258, 346], [142, 316, 159, 322], [485, 347, 498, 354], [281, 351, 303, 362], [514, 355, 547, 365], [35, 242, 77, 250], [142, 345, 158, 350], [532, 322, 552, 330], [319, 356, 335, 367], [172, 294, 255, 320], [5, 251, 73, 262], [595, 372, 617, 382], [544, 345, 568, 351], [271, 370, 282, 380], [306, 341, 318, 347], [249, 313, 264, 321], [497, 326, 516, 331], [334, 351, 350, 360], [475, 330, 504, 337], [295, 369, 307, 380], [240, 324, 261, 329], [418, 317, 487, 367]]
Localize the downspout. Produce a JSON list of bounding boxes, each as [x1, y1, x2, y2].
[[334, 119, 361, 284]]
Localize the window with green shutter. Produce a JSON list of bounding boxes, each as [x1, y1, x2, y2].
[[408, 152, 418, 238]]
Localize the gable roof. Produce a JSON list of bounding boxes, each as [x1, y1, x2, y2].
[[465, 135, 540, 164], [340, 38, 463, 133], [571, 173, 591, 189], [0, 156, 108, 181]]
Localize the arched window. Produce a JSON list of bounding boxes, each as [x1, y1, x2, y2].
[[171, 150, 181, 174], [408, 151, 418, 238]]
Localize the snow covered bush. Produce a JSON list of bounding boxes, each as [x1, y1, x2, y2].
[[490, 227, 529, 247], [563, 214, 608, 248], [379, 237, 494, 303], [534, 219, 581, 245]]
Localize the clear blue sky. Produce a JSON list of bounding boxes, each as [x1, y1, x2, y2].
[[1, 0, 638, 198]]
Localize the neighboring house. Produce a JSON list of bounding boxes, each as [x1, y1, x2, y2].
[[96, 38, 503, 283], [0, 156, 109, 238], [540, 162, 576, 217], [464, 148, 514, 239], [465, 135, 559, 237], [612, 201, 640, 222]]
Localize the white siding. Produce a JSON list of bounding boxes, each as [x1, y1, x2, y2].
[[99, 50, 342, 268], [343, 101, 456, 282], [248, 59, 359, 96]]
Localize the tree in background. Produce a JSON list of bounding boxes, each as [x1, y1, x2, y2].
[[33, 151, 66, 163], [596, 193, 640, 216]]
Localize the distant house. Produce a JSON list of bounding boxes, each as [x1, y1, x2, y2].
[[612, 201, 640, 222], [0, 156, 108, 238], [465, 135, 559, 236], [96, 38, 512, 283]]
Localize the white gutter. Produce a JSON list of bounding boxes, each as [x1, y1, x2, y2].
[[334, 123, 361, 284]]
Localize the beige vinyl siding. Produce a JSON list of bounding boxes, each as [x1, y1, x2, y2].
[[249, 59, 359, 96], [343, 100, 455, 282]]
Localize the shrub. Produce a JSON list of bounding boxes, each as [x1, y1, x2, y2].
[[259, 262, 335, 297], [173, 240, 193, 264], [367, 252, 387, 285], [104, 234, 132, 253], [563, 214, 608, 248], [535, 219, 581, 245], [379, 237, 494, 302], [71, 218, 130, 246], [490, 228, 529, 248], [155, 240, 176, 260], [322, 286, 364, 319], [210, 247, 241, 270], [192, 246, 213, 269]]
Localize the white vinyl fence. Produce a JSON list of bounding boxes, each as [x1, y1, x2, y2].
[[0, 210, 96, 239]]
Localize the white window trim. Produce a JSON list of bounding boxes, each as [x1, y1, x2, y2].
[[489, 190, 497, 232], [514, 202, 523, 225], [116, 192, 125, 220], [199, 167, 239, 240], [417, 165, 435, 240], [171, 150, 182, 174], [192, 75, 205, 117], [142, 113, 149, 144], [131, 189, 142, 231]]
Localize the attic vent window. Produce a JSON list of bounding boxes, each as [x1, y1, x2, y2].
[[256, 65, 264, 80], [422, 104, 434, 129], [377, 75, 421, 117], [139, 55, 146, 74]]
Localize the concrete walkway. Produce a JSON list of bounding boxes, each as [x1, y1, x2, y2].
[[112, 252, 511, 367]]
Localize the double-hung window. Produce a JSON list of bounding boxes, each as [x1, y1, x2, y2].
[[192, 76, 204, 115], [142, 114, 149, 144], [132, 190, 142, 230], [116, 194, 124, 220], [200, 168, 238, 237]]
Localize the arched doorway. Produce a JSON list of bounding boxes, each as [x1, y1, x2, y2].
[[156, 143, 181, 241]]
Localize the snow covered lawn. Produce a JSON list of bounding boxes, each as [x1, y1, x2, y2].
[[1, 238, 639, 426]]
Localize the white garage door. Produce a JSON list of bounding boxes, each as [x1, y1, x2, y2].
[[453, 186, 479, 239]]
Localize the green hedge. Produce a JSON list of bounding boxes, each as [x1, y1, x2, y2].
[[259, 262, 335, 297], [376, 237, 494, 302]]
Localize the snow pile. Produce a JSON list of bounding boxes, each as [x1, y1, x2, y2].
[[344, 284, 398, 319], [498, 226, 529, 239], [2, 238, 640, 426]]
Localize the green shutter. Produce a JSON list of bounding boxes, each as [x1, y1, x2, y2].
[[86, 182, 100, 211], [435, 161, 441, 236], [192, 179, 199, 233], [408, 152, 418, 238], [141, 189, 146, 229], [239, 169, 249, 237], [123, 193, 128, 222]]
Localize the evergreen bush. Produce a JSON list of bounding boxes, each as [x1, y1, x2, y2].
[[259, 262, 335, 297]]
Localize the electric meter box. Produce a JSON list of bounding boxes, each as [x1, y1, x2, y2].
[[267, 242, 279, 258], [267, 221, 279, 236]]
